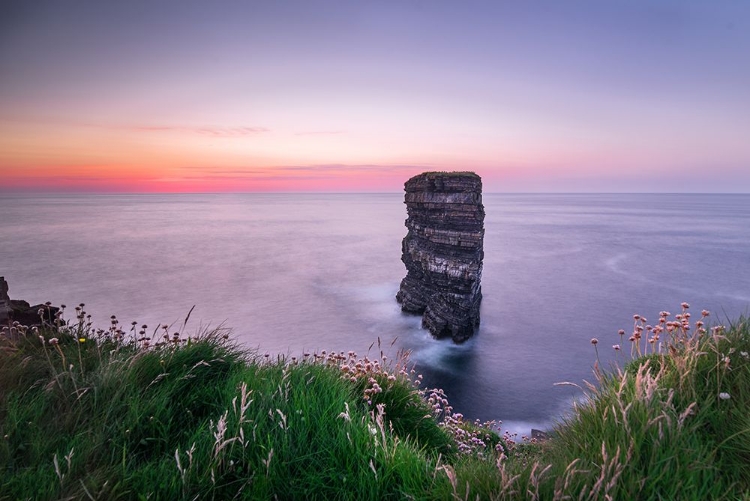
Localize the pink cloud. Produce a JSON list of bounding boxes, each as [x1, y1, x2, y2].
[[130, 125, 269, 137], [294, 130, 345, 136]]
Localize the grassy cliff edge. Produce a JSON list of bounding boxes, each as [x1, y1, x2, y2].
[[1, 305, 749, 500]]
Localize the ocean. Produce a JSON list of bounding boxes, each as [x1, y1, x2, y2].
[[2, 193, 749, 435]]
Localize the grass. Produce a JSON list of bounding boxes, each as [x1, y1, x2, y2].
[[1, 303, 749, 499]]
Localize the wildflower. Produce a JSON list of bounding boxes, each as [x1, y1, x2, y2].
[[681, 302, 690, 309], [590, 338, 598, 345], [613, 344, 621, 351], [741, 352, 749, 358], [78, 338, 86, 343], [701, 310, 710, 317], [617, 329, 625, 336], [49, 338, 59, 345], [719, 392, 731, 400]]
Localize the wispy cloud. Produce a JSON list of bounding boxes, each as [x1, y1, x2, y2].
[[275, 164, 428, 173], [294, 130, 344, 136], [175, 164, 429, 178], [167, 174, 331, 182], [129, 125, 269, 137]]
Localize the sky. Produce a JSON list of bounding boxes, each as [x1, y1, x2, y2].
[[1, 0, 749, 193]]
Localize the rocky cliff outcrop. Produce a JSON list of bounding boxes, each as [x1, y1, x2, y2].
[[0, 277, 11, 326], [0, 276, 59, 328], [396, 172, 484, 342]]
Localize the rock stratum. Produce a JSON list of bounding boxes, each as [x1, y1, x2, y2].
[[396, 172, 485, 343]]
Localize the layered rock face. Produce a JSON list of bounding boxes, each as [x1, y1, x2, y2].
[[396, 172, 485, 342]]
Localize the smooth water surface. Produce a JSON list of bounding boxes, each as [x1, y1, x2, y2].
[[2, 193, 749, 434]]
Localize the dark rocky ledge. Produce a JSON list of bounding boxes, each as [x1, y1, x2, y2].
[[396, 172, 485, 343], [0, 276, 59, 330]]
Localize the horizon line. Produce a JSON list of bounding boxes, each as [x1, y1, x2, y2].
[[2, 191, 749, 196]]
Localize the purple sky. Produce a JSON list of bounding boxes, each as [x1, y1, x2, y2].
[[1, 1, 749, 192]]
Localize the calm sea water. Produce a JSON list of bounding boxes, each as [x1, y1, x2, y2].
[[2, 193, 749, 434]]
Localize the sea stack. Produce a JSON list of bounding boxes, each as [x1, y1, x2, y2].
[[396, 172, 485, 343]]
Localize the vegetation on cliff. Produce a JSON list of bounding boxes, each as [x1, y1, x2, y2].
[[1, 304, 748, 499]]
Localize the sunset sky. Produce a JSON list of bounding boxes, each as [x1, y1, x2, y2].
[[1, 1, 749, 193]]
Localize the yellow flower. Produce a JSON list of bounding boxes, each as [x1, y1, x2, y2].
[[79, 338, 86, 343]]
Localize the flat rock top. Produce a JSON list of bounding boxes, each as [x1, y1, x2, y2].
[[405, 172, 482, 193]]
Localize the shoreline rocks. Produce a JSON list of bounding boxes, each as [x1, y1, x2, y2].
[[0, 276, 59, 328], [396, 172, 485, 343]]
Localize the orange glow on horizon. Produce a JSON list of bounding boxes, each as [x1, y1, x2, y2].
[[0, 163, 439, 193], [2, 119, 747, 193]]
